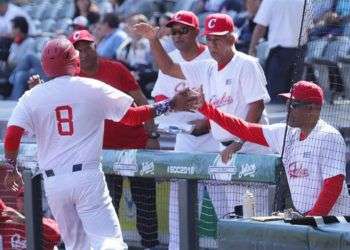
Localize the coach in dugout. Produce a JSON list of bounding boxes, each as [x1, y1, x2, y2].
[[193, 81, 350, 216], [0, 189, 60, 249]]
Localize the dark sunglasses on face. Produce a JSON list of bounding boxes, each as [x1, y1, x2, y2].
[[287, 100, 310, 109], [171, 26, 190, 36]]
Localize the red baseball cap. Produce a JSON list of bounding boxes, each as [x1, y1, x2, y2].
[[204, 13, 234, 36], [166, 10, 199, 29], [279, 81, 324, 105], [68, 30, 95, 45]]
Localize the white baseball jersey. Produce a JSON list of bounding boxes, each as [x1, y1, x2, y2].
[[263, 120, 350, 215], [8, 76, 133, 171], [180, 51, 271, 153], [152, 47, 220, 152]]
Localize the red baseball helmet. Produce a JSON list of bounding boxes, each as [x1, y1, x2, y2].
[[41, 38, 80, 78]]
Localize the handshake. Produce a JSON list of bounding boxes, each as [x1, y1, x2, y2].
[[169, 87, 205, 113]]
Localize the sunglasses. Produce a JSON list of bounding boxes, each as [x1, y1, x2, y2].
[[287, 100, 311, 109], [171, 26, 190, 36]]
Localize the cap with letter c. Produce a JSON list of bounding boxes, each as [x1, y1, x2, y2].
[[204, 13, 234, 36], [166, 10, 199, 30]]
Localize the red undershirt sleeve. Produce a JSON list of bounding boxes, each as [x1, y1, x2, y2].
[[306, 174, 344, 216], [119, 106, 154, 126], [199, 102, 269, 146], [4, 125, 24, 152], [42, 218, 61, 243]]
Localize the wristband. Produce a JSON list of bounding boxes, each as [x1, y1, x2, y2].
[[4, 158, 16, 170], [153, 100, 172, 116]]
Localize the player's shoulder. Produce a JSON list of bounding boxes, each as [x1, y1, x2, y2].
[[316, 119, 345, 143], [235, 51, 259, 64]]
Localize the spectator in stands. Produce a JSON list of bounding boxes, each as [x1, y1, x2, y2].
[[7, 16, 43, 100], [68, 29, 160, 249], [249, 0, 311, 103], [116, 14, 156, 98], [117, 0, 157, 19], [220, 0, 244, 14], [74, 0, 100, 26], [71, 16, 89, 31], [0, 191, 61, 250], [0, 0, 34, 38], [234, 0, 262, 53], [96, 13, 128, 59], [309, 0, 350, 40]]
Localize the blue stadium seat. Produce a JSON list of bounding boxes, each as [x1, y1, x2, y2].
[[312, 36, 350, 102]]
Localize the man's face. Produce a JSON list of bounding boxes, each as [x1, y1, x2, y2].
[[74, 40, 98, 71], [206, 34, 234, 61], [170, 23, 198, 51], [0, 3, 8, 16], [286, 100, 317, 127]]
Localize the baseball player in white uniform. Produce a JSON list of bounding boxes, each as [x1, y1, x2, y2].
[[151, 11, 220, 250], [134, 12, 273, 247], [3, 38, 199, 250], [195, 81, 350, 215]]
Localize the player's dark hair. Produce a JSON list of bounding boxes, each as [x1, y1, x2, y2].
[[102, 13, 120, 29], [11, 16, 29, 35]]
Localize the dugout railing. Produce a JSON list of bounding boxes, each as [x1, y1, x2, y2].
[[1, 144, 281, 250]]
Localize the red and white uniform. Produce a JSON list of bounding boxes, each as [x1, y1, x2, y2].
[[152, 46, 220, 152], [263, 120, 350, 214], [179, 51, 271, 153], [0, 199, 60, 250], [80, 58, 148, 149], [7, 76, 132, 250], [200, 103, 350, 215], [152, 46, 220, 250]]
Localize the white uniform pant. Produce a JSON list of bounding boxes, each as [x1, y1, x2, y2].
[[44, 166, 127, 250]]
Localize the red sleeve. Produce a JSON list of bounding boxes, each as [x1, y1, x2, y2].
[[4, 125, 24, 152], [199, 102, 269, 146], [306, 174, 344, 216], [120, 106, 154, 126], [154, 95, 168, 102], [42, 218, 60, 243], [113, 61, 140, 92]]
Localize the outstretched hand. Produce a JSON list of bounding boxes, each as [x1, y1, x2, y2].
[[28, 74, 44, 89], [132, 23, 159, 40], [170, 88, 202, 112]]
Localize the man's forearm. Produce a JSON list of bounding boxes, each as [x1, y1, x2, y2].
[[149, 38, 185, 79], [199, 102, 269, 146], [129, 89, 157, 133], [245, 100, 264, 123], [248, 24, 267, 56], [4, 126, 24, 168]]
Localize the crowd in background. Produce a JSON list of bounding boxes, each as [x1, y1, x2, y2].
[[0, 0, 348, 102]]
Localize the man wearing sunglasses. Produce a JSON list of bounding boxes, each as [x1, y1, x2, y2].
[[136, 12, 273, 247], [194, 80, 350, 216], [151, 11, 220, 250], [135, 13, 271, 164]]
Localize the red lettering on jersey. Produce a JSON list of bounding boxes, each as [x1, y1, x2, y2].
[[288, 162, 309, 178], [55, 105, 74, 136], [209, 92, 233, 107]]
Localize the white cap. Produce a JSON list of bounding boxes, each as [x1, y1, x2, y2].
[[73, 16, 88, 27]]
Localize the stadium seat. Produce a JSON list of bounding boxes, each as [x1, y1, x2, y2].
[[311, 36, 350, 102]]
